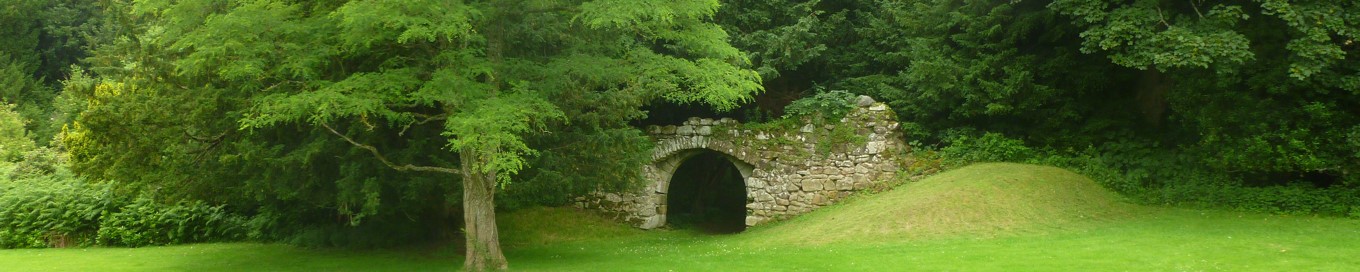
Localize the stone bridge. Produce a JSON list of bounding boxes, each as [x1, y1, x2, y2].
[[577, 97, 908, 230]]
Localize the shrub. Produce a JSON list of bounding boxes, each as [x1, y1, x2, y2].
[[0, 172, 110, 248], [784, 89, 857, 121], [0, 103, 34, 162], [1042, 141, 1360, 217], [938, 132, 1035, 166], [8, 147, 64, 180], [930, 133, 1360, 217], [0, 172, 247, 248], [96, 197, 247, 247]]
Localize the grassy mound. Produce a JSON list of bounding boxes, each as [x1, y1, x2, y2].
[[745, 163, 1140, 245]]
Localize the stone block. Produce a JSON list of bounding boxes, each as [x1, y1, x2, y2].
[[854, 180, 871, 190], [756, 192, 775, 202], [838, 181, 854, 191], [746, 216, 764, 226], [746, 178, 765, 189], [869, 104, 887, 111], [640, 216, 664, 229], [855, 165, 872, 175], [802, 179, 824, 191], [697, 126, 713, 135], [857, 95, 875, 107], [866, 141, 886, 154], [677, 125, 695, 135]]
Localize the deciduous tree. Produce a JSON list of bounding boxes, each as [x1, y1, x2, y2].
[[69, 0, 759, 270]]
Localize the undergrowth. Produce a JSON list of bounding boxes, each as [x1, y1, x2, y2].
[[925, 132, 1360, 218], [0, 151, 246, 248]]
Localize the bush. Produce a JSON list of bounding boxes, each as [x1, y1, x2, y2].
[[939, 132, 1036, 166], [96, 197, 246, 247], [0, 172, 247, 248], [0, 103, 34, 162], [0, 172, 109, 248], [8, 147, 63, 180], [930, 133, 1360, 218], [784, 89, 857, 121], [1041, 141, 1360, 217]]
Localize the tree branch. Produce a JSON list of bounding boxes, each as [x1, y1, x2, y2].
[[322, 123, 461, 175], [1155, 5, 1172, 28], [399, 113, 448, 136], [1189, 0, 1204, 19]]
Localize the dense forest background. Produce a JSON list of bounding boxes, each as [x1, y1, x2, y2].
[[1, 0, 1357, 258]]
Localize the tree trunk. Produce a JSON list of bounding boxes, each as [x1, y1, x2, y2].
[[1136, 69, 1171, 128], [461, 152, 508, 271]]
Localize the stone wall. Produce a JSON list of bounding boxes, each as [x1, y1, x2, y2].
[[576, 97, 909, 229]]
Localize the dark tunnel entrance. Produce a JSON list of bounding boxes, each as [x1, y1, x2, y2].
[[666, 150, 748, 234]]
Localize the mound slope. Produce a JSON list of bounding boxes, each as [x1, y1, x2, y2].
[[748, 163, 1138, 244]]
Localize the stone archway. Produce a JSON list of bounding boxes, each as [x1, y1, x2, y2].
[[577, 98, 910, 229], [663, 149, 750, 233]]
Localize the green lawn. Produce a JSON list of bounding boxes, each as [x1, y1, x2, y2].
[[4, 163, 1359, 271]]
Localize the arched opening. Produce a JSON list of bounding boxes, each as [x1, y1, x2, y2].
[[665, 150, 748, 233]]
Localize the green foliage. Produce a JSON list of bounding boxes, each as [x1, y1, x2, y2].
[[938, 133, 1037, 166], [715, 0, 847, 80], [783, 89, 856, 122], [1050, 0, 1255, 70], [831, 0, 1129, 148], [0, 172, 108, 248], [65, 1, 760, 257], [927, 133, 1360, 217], [502, 128, 654, 209], [97, 198, 246, 247], [725, 0, 1358, 208], [1048, 0, 1360, 179], [0, 104, 34, 162], [8, 147, 62, 180], [0, 170, 247, 249], [0, 0, 103, 143], [1034, 141, 1360, 217]]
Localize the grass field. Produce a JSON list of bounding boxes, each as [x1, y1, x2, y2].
[[3, 163, 1358, 271]]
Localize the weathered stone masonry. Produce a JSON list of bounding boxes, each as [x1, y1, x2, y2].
[[577, 97, 908, 229]]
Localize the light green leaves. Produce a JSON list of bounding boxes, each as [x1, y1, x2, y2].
[[443, 88, 565, 185], [579, 0, 744, 61], [0, 103, 34, 162], [239, 69, 424, 130], [333, 0, 478, 47]]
